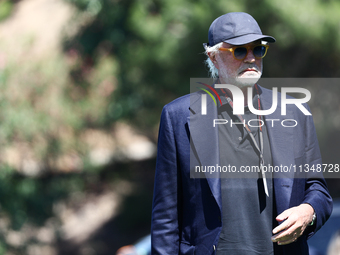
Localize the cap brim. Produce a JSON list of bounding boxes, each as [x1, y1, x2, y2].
[[224, 34, 276, 45]]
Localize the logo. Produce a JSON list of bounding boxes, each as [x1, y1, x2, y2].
[[196, 82, 222, 115], [199, 83, 311, 116]]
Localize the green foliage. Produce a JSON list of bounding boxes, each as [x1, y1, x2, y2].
[[64, 0, 340, 131], [0, 0, 13, 22], [0, 0, 339, 253], [0, 51, 117, 171], [0, 167, 74, 230]]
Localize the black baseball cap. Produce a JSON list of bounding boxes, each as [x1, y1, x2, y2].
[[206, 12, 276, 47]]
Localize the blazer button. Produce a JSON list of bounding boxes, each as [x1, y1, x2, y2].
[[213, 245, 216, 251]]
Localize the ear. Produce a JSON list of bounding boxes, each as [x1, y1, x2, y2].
[[208, 52, 219, 69]]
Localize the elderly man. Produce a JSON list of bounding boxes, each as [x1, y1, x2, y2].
[[151, 12, 332, 255]]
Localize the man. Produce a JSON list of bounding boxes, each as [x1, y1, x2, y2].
[[151, 12, 332, 255]]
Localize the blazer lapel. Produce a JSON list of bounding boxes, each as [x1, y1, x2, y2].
[[260, 86, 294, 213], [188, 92, 221, 210]]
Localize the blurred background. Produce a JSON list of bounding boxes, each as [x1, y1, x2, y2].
[[0, 0, 339, 254]]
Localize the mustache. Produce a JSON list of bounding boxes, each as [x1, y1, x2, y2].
[[238, 64, 261, 73]]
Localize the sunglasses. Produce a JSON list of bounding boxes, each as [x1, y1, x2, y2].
[[219, 44, 269, 60]]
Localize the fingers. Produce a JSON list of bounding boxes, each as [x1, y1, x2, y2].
[[274, 232, 299, 245], [272, 217, 292, 235], [272, 210, 302, 245], [271, 225, 301, 243], [272, 208, 296, 235], [275, 208, 291, 222], [116, 245, 137, 255]]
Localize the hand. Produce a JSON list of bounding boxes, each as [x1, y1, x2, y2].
[[271, 203, 314, 245]]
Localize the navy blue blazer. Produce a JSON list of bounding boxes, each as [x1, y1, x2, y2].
[[151, 85, 332, 255]]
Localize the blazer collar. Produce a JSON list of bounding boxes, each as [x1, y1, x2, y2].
[[188, 92, 221, 210]]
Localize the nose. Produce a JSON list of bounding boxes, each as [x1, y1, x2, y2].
[[244, 49, 256, 63]]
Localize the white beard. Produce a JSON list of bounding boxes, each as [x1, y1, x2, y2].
[[216, 55, 263, 88]]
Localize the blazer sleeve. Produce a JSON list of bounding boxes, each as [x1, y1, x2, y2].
[[151, 106, 181, 254], [301, 105, 333, 238]]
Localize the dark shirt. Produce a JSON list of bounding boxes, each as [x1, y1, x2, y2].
[[216, 90, 275, 255]]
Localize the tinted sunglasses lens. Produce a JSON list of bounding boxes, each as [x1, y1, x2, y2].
[[233, 47, 248, 59], [253, 46, 266, 58]]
